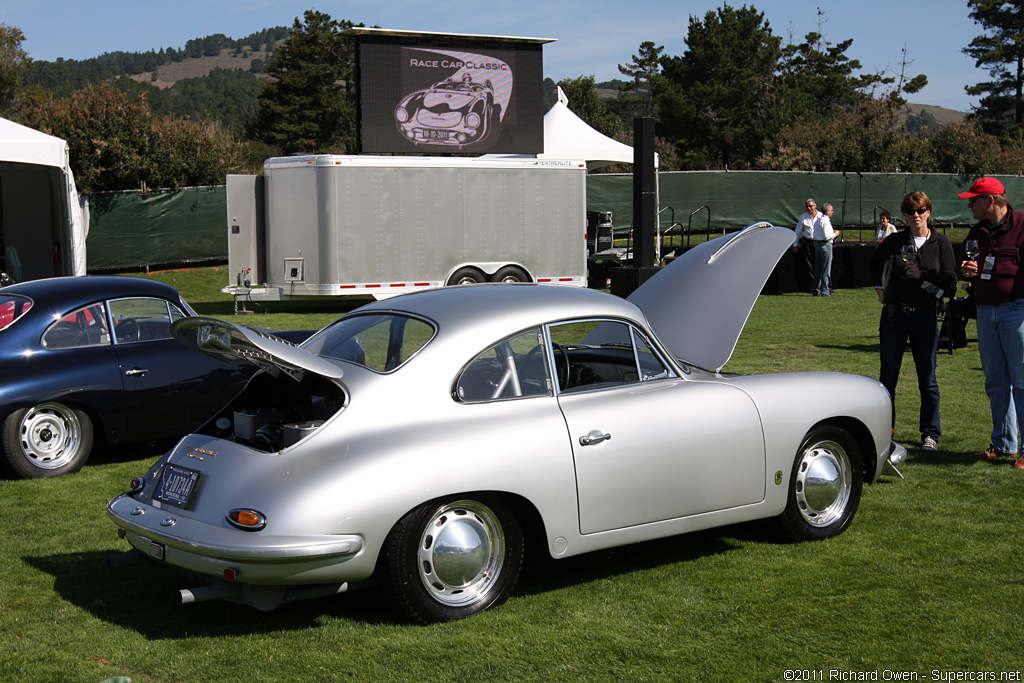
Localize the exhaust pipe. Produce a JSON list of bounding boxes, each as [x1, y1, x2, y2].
[[178, 582, 244, 605]]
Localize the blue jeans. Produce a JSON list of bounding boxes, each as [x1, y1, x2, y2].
[[976, 300, 1024, 454], [879, 307, 940, 438], [813, 241, 833, 295]]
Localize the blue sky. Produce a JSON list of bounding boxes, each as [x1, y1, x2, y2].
[[0, 0, 988, 112]]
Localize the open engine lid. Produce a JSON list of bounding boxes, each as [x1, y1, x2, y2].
[[171, 317, 345, 383], [627, 223, 794, 373]]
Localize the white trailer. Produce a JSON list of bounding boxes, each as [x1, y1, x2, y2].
[[223, 154, 588, 305]]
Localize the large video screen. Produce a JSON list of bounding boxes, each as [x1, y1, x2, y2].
[[355, 33, 546, 154]]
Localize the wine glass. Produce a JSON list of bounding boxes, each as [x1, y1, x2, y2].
[[901, 244, 916, 262], [965, 239, 980, 260]]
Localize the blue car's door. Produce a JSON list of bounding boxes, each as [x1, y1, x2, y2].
[[108, 298, 250, 440]]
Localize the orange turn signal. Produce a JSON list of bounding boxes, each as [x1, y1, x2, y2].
[[226, 508, 267, 531]]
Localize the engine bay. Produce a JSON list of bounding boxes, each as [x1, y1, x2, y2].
[[197, 370, 347, 452]]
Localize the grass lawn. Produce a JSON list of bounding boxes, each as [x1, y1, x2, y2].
[[1, 267, 1021, 682]]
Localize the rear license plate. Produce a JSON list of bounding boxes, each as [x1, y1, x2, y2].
[[154, 464, 200, 508]]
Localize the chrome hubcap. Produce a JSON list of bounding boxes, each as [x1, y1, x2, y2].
[[794, 440, 851, 527], [417, 501, 504, 607], [18, 403, 81, 469]]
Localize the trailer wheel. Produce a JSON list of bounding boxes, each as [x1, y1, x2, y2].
[[447, 267, 487, 286], [490, 266, 530, 283]]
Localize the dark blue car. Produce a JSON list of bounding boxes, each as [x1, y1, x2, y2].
[[0, 276, 299, 479]]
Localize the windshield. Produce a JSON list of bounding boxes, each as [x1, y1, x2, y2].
[[0, 295, 33, 331], [303, 313, 435, 373]]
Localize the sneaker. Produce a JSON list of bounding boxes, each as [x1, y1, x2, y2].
[[922, 436, 939, 451]]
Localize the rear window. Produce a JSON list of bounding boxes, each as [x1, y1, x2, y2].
[[0, 295, 33, 331], [303, 313, 435, 373]]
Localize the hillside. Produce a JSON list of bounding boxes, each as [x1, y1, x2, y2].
[[126, 46, 274, 89], [906, 102, 968, 126]]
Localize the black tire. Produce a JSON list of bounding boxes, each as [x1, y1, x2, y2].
[[381, 498, 523, 624], [446, 267, 487, 286], [2, 403, 94, 478], [490, 266, 531, 283], [777, 425, 863, 542]]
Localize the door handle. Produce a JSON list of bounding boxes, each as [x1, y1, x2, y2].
[[579, 432, 611, 446], [125, 367, 149, 377]]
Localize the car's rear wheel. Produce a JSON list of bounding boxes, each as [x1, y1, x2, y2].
[[490, 266, 530, 283], [777, 425, 862, 542], [446, 267, 487, 286], [381, 498, 523, 624], [2, 402, 94, 478]]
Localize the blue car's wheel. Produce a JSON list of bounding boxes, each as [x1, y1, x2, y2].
[[778, 425, 863, 542], [381, 498, 523, 624], [2, 402, 94, 479]]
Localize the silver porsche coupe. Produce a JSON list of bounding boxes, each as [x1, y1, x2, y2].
[[108, 224, 905, 624]]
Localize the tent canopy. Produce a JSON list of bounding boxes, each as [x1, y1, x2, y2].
[[0, 117, 71, 169], [0, 118, 87, 280], [486, 87, 646, 170]]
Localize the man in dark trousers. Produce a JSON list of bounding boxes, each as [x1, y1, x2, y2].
[[791, 199, 818, 293]]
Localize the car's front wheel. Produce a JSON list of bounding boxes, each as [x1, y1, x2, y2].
[[2, 403, 95, 478], [381, 498, 523, 624], [777, 425, 863, 542]]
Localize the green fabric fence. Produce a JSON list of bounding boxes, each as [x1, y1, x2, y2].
[[86, 186, 228, 271], [586, 171, 1024, 239], [84, 172, 1024, 271]]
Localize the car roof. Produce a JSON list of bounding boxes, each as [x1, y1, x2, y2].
[[355, 284, 647, 341], [1, 276, 182, 312]]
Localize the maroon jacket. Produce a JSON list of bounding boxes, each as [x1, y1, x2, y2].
[[967, 205, 1024, 305]]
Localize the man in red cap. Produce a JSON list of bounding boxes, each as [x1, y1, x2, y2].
[[959, 176, 1024, 469]]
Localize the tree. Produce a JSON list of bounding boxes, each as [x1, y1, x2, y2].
[[246, 10, 359, 154], [0, 23, 28, 112], [777, 32, 890, 119], [557, 75, 623, 139], [20, 82, 243, 192], [964, 0, 1024, 134], [655, 4, 782, 169], [617, 41, 663, 118]]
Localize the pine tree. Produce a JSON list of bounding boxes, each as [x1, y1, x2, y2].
[[964, 0, 1024, 134], [246, 10, 359, 154]]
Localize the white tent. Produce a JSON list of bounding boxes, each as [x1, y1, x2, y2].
[[0, 117, 88, 282], [486, 87, 646, 170]]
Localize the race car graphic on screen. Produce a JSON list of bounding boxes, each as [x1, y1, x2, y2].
[[395, 48, 513, 150], [395, 74, 499, 148]]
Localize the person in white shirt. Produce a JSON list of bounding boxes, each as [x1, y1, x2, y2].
[[791, 199, 818, 292], [812, 203, 838, 296], [876, 210, 896, 242]]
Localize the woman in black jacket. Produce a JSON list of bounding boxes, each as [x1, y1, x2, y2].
[[868, 191, 957, 451]]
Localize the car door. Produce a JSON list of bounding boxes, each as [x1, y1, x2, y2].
[[551, 319, 766, 536], [109, 298, 250, 439]]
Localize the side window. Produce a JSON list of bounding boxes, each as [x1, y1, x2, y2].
[[548, 320, 675, 393], [41, 303, 110, 349], [108, 298, 173, 343], [0, 295, 33, 331], [455, 327, 551, 403]]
